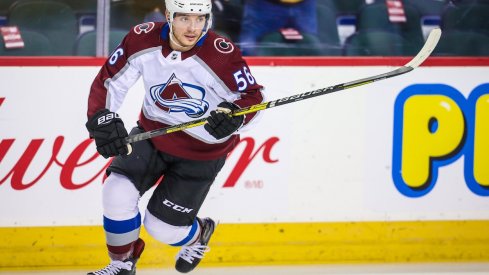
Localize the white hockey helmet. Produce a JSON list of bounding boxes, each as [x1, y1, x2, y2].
[[165, 0, 213, 35]]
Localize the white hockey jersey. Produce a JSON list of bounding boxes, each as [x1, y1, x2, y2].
[[88, 22, 264, 160]]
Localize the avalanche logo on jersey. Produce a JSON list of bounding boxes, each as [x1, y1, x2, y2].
[[133, 22, 155, 34], [150, 73, 209, 118]]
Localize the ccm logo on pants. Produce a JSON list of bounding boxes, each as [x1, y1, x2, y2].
[[163, 199, 193, 213]]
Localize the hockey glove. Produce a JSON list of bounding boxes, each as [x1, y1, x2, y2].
[[204, 102, 244, 140], [85, 109, 130, 158]]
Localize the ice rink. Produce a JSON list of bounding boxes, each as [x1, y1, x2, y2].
[[2, 263, 489, 275]]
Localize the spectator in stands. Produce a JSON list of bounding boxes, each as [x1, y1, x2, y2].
[[238, 0, 317, 56], [138, 0, 166, 23], [143, 7, 165, 23]]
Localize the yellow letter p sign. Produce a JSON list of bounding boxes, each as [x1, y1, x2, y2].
[[393, 84, 467, 197]]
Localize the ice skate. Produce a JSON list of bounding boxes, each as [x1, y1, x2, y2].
[[88, 238, 145, 275], [175, 217, 216, 273]]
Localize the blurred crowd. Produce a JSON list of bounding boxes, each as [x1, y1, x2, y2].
[[1, 0, 488, 56]]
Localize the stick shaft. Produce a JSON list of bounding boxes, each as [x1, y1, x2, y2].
[[125, 29, 441, 145], [125, 67, 411, 144]]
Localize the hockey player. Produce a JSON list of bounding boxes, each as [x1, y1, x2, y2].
[[85, 0, 264, 274]]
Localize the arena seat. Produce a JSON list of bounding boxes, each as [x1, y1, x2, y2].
[[0, 0, 16, 17], [74, 30, 127, 56], [8, 0, 78, 55], [316, 4, 342, 55], [432, 30, 489, 56], [59, 0, 97, 15], [441, 3, 489, 33], [343, 30, 417, 56], [110, 0, 145, 31], [0, 30, 53, 56], [356, 2, 425, 49], [255, 32, 325, 56], [321, 0, 365, 15]]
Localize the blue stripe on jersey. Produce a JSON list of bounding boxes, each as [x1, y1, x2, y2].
[[171, 219, 199, 246], [196, 33, 207, 47], [161, 23, 169, 40], [103, 212, 141, 234]]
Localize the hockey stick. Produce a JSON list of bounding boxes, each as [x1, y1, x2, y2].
[[125, 28, 441, 145]]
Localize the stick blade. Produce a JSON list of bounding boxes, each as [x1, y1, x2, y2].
[[404, 28, 442, 69]]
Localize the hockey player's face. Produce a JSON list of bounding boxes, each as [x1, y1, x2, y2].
[[171, 13, 207, 47]]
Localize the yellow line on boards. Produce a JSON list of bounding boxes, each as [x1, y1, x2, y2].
[[1, 220, 489, 270]]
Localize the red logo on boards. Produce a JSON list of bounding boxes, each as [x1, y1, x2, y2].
[[0, 97, 279, 190]]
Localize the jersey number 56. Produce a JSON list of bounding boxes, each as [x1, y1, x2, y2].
[[234, 66, 256, 92]]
